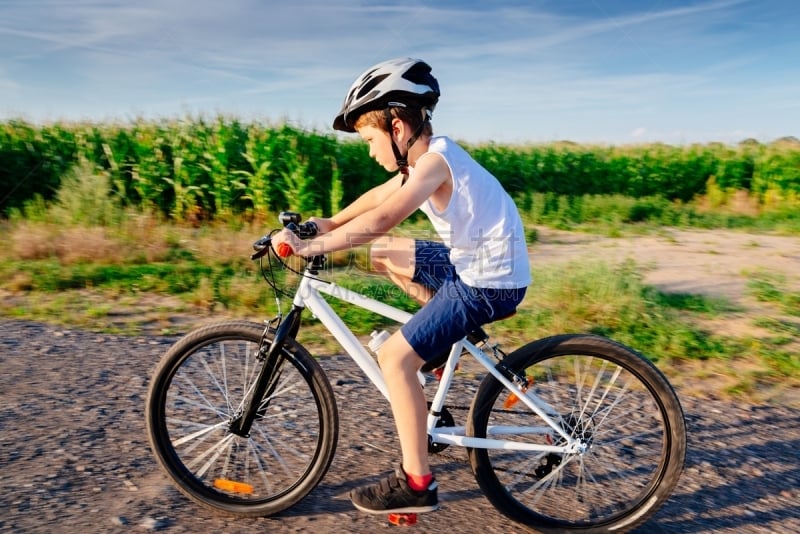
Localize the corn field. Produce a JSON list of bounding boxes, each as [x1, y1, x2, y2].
[[1, 117, 798, 220]]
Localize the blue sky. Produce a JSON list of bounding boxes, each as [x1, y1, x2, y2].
[[1, 0, 797, 145]]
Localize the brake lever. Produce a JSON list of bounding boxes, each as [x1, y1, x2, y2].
[[251, 236, 271, 260]]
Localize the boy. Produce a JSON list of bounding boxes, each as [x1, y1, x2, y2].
[[272, 57, 531, 514]]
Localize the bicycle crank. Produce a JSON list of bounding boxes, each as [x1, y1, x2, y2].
[[427, 403, 456, 453]]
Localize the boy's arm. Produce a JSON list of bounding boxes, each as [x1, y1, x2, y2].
[[281, 153, 449, 255], [311, 173, 405, 232]]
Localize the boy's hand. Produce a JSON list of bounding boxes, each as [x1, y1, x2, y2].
[[272, 228, 305, 257], [307, 216, 335, 234]]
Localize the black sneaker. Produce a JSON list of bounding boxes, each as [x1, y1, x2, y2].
[[350, 464, 439, 514], [420, 328, 488, 373]]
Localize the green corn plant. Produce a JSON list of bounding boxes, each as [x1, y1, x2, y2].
[[130, 123, 173, 215], [3, 117, 800, 225], [199, 117, 247, 218], [235, 126, 275, 218], [279, 132, 314, 214], [329, 164, 344, 214], [753, 143, 800, 200]]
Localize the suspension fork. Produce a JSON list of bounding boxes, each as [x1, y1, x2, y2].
[[229, 305, 304, 437]]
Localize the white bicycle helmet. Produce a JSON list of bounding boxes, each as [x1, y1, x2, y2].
[[333, 57, 440, 133]]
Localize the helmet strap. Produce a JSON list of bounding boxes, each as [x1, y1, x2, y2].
[[384, 107, 431, 181], [384, 108, 409, 177]]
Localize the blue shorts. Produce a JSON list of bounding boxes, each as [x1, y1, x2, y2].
[[400, 240, 527, 362]]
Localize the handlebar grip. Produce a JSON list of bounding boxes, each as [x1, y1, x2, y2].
[[276, 242, 293, 258]]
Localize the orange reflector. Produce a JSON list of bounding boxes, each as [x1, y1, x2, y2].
[[388, 512, 417, 526], [503, 376, 533, 409], [214, 479, 254, 494]]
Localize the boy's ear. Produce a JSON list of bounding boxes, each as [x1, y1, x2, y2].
[[391, 117, 405, 140]]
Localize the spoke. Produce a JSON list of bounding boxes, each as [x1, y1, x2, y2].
[[219, 342, 232, 415], [590, 396, 651, 430], [576, 358, 609, 423], [586, 365, 624, 420], [184, 432, 235, 474], [583, 450, 638, 489], [201, 356, 229, 412], [259, 380, 302, 407], [590, 377, 634, 429], [252, 410, 315, 466], [166, 416, 220, 429], [246, 437, 275, 495], [533, 366, 564, 420], [238, 341, 260, 414], [523, 453, 579, 507], [172, 420, 229, 447], [576, 456, 610, 519], [502, 452, 549, 491], [593, 425, 664, 445], [171, 393, 228, 419], [220, 433, 234, 479], [195, 434, 236, 478], [176, 373, 227, 420], [250, 424, 296, 479], [573, 356, 590, 412]]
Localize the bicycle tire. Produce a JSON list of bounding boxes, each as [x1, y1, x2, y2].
[[145, 320, 338, 517], [467, 334, 686, 533]]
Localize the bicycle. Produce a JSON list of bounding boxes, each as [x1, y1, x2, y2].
[[145, 212, 686, 533]]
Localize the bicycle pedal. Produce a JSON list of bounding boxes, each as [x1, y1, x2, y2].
[[432, 362, 459, 381], [388, 512, 417, 526]]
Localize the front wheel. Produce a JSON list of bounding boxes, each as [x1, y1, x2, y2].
[[145, 321, 338, 517], [467, 334, 686, 533]]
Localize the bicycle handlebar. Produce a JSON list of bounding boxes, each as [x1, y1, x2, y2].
[[251, 212, 319, 260]]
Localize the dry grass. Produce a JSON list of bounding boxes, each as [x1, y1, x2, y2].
[[115, 211, 175, 263], [191, 222, 264, 266], [8, 221, 62, 261], [695, 187, 761, 217], [10, 222, 137, 264], [5, 213, 177, 265]]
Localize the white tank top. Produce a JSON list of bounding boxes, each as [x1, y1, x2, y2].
[[414, 136, 531, 289]]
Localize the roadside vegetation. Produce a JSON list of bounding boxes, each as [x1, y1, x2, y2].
[[1, 117, 798, 403]]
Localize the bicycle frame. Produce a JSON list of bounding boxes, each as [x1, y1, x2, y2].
[[289, 267, 580, 455]]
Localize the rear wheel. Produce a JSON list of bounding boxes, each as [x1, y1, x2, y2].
[[468, 334, 685, 533], [145, 321, 338, 517]]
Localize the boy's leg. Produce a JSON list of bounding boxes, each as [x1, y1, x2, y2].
[[376, 332, 429, 477], [349, 236, 442, 513], [349, 330, 438, 514], [370, 235, 434, 305]]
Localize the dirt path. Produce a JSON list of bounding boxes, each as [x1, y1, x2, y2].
[[1, 320, 798, 533], [2, 227, 799, 533], [532, 227, 800, 331]]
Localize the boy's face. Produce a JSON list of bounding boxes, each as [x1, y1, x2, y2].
[[357, 125, 398, 173]]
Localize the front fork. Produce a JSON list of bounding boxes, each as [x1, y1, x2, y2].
[[229, 305, 304, 437]]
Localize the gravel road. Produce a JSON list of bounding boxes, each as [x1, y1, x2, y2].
[[1, 320, 798, 533]]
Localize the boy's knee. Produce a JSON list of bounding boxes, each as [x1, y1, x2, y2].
[[369, 235, 396, 271], [370, 249, 387, 272], [376, 334, 423, 373]]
